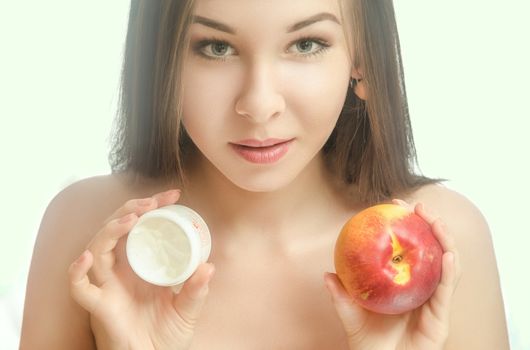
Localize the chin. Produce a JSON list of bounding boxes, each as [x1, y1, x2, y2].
[[193, 143, 323, 194], [225, 169, 299, 193]]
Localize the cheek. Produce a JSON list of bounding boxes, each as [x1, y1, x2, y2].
[[181, 61, 240, 140], [282, 61, 349, 129]]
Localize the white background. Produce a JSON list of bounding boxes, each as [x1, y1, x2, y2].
[[1, 1, 529, 349]]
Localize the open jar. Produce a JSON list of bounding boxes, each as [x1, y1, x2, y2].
[[125, 204, 211, 287]]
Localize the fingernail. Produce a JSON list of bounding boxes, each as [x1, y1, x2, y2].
[[198, 282, 210, 298], [198, 265, 215, 297], [323, 273, 333, 286], [323, 275, 336, 297], [394, 199, 408, 207], [119, 213, 136, 223], [164, 189, 181, 197], [206, 264, 216, 282], [137, 198, 153, 206], [75, 250, 88, 264]]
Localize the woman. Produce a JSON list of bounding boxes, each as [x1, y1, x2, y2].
[[20, 0, 509, 348]]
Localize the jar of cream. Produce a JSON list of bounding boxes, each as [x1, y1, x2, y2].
[[126, 204, 211, 287]]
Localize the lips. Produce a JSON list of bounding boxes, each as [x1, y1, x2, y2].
[[230, 138, 294, 164]]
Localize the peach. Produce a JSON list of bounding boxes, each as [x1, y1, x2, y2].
[[334, 204, 443, 314]]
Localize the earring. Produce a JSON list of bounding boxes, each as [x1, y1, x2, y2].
[[350, 77, 363, 88]]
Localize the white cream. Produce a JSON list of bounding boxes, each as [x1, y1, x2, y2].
[[126, 205, 211, 287]]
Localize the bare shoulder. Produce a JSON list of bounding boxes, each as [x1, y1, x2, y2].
[[34, 174, 138, 256], [20, 173, 163, 349], [406, 183, 488, 235], [406, 183, 510, 349], [38, 172, 168, 243], [407, 182, 478, 214]]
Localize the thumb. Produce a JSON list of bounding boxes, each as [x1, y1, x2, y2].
[[172, 263, 215, 326], [324, 272, 366, 338]]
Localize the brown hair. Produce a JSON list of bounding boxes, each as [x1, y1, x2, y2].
[[110, 0, 438, 204]]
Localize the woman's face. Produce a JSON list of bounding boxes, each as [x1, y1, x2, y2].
[[182, 0, 352, 192]]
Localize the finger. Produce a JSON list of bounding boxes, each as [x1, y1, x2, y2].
[[88, 213, 139, 283], [68, 250, 102, 313], [392, 198, 414, 211], [103, 197, 157, 226], [104, 189, 181, 225], [415, 202, 459, 262], [414, 202, 440, 226], [152, 188, 182, 207], [425, 251, 457, 323], [430, 218, 457, 255], [418, 205, 461, 289], [323, 272, 365, 338], [172, 263, 215, 328]]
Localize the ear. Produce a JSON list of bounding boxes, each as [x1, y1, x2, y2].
[[353, 79, 367, 100], [351, 69, 367, 100]]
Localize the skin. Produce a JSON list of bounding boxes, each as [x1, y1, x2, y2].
[[20, 0, 509, 349]]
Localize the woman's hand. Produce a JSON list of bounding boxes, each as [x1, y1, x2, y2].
[[324, 200, 461, 350], [68, 189, 215, 350]]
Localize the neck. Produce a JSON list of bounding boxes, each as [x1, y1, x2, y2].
[[181, 152, 354, 237]]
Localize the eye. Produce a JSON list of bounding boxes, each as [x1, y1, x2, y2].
[[287, 37, 330, 57], [210, 42, 231, 56], [194, 40, 236, 60], [296, 40, 316, 53]]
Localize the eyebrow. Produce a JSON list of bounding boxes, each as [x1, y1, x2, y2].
[[192, 12, 341, 35]]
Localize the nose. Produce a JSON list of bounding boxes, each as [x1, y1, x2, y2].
[[234, 60, 286, 123]]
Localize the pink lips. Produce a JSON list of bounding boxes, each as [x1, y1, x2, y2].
[[230, 138, 294, 164]]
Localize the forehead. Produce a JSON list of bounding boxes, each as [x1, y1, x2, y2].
[[192, 0, 345, 31]]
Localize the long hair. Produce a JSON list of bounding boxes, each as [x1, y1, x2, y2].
[[323, 0, 439, 203], [110, 0, 438, 204], [110, 0, 195, 182]]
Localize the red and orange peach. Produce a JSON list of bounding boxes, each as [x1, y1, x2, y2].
[[334, 204, 443, 314]]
